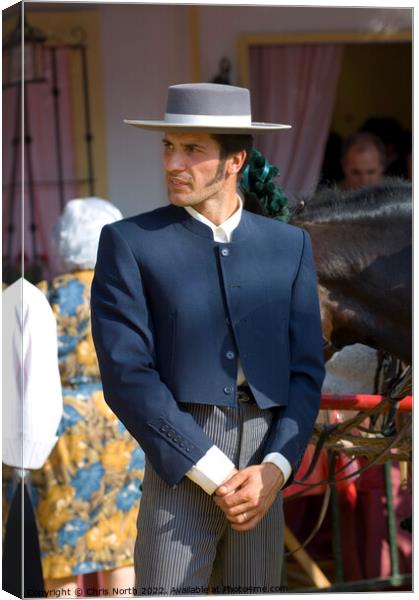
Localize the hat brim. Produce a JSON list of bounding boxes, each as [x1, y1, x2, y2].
[[124, 119, 291, 133]]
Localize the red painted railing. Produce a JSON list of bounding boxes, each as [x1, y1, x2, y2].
[[320, 394, 412, 412]]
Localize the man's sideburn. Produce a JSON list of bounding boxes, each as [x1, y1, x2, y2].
[[205, 158, 228, 188]]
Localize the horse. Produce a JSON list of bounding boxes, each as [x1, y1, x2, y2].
[[288, 180, 412, 365]]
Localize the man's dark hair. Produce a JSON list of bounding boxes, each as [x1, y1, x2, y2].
[[210, 134, 253, 173], [361, 117, 404, 150], [341, 131, 386, 166]]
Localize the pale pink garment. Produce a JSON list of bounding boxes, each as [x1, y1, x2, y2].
[[249, 44, 343, 198], [2, 47, 77, 280]]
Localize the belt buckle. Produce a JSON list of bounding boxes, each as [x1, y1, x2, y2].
[[237, 386, 250, 403]]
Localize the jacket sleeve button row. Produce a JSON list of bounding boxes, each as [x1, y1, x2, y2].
[[161, 427, 188, 448]]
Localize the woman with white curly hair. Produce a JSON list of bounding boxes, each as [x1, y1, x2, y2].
[[4, 198, 145, 596]]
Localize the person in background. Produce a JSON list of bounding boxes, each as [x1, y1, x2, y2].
[[4, 198, 145, 598], [339, 131, 386, 190], [2, 278, 63, 597], [361, 117, 410, 179]]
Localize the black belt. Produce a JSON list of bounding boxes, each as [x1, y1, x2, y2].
[[237, 384, 255, 403]]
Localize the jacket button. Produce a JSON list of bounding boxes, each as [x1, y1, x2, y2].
[[160, 425, 168, 433], [226, 351, 235, 360], [221, 248, 230, 256], [167, 429, 175, 438], [223, 386, 233, 394]]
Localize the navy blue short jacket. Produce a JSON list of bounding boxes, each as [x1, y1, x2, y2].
[[91, 204, 325, 487]]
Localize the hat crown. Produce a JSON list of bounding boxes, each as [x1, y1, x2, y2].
[[124, 82, 291, 132], [166, 83, 251, 117]]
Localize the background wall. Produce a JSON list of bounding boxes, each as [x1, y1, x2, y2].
[[99, 4, 192, 216]]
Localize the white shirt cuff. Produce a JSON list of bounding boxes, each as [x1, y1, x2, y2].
[[263, 452, 292, 488], [2, 436, 59, 470], [186, 445, 236, 495]]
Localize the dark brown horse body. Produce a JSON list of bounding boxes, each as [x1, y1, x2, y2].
[[289, 181, 412, 364]]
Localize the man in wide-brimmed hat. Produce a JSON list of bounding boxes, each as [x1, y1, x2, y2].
[[91, 83, 325, 593]]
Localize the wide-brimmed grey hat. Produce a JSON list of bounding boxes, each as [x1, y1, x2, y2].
[[124, 83, 291, 133]]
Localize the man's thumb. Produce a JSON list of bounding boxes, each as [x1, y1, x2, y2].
[[216, 469, 245, 496]]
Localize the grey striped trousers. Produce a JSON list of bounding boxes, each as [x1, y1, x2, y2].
[[134, 398, 284, 595]]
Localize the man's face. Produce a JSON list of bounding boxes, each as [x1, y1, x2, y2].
[[162, 132, 230, 207], [342, 146, 384, 190]]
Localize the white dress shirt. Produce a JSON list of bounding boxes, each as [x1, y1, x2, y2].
[[2, 278, 63, 470], [184, 197, 292, 494]]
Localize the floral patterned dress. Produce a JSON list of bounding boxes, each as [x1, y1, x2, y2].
[[3, 270, 145, 579]]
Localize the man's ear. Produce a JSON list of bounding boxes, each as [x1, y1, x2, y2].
[[228, 150, 247, 176]]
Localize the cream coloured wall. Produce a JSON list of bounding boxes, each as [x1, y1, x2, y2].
[[99, 4, 192, 217]]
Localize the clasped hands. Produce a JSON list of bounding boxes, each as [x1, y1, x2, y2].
[[213, 463, 284, 532]]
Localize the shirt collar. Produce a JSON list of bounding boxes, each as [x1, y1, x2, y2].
[[184, 195, 243, 243]]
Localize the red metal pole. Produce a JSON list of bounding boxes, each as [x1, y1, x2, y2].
[[320, 394, 412, 412]]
